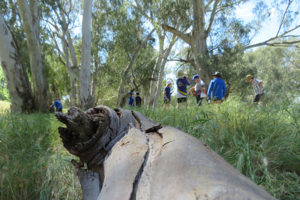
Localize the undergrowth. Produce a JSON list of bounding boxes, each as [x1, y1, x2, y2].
[[1, 98, 300, 199], [0, 103, 81, 200], [135, 96, 300, 199]]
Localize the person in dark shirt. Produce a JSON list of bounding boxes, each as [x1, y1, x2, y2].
[[51, 98, 63, 112], [128, 91, 134, 106], [164, 80, 172, 110], [135, 92, 142, 107], [176, 70, 190, 107]]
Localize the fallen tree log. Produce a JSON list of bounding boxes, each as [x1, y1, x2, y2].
[[56, 106, 276, 200]]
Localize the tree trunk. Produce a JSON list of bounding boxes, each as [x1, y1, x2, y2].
[[192, 0, 211, 85], [117, 29, 155, 107], [17, 0, 49, 112], [153, 36, 176, 108], [56, 106, 276, 200], [91, 55, 100, 106], [0, 15, 34, 112], [80, 0, 93, 110], [148, 35, 165, 108]]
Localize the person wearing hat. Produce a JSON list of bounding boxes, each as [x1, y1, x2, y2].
[[135, 92, 142, 107], [176, 70, 190, 106], [51, 97, 63, 112], [207, 72, 226, 103], [163, 80, 173, 109], [128, 91, 134, 106], [246, 75, 264, 103], [192, 74, 206, 106]]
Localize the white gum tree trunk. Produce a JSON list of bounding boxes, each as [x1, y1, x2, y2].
[[80, 0, 93, 110], [148, 34, 165, 107], [56, 106, 276, 200], [17, 0, 49, 112], [0, 15, 34, 112], [153, 36, 177, 108]]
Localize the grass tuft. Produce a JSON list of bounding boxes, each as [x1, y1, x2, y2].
[[1, 97, 300, 199]]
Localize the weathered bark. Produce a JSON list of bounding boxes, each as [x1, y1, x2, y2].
[[0, 15, 33, 112], [56, 106, 275, 200], [17, 0, 49, 112], [80, 0, 93, 110]]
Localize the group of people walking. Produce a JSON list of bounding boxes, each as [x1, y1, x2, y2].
[[163, 70, 227, 109], [163, 70, 264, 109]]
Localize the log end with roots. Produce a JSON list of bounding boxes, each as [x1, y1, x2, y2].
[[56, 106, 275, 200]]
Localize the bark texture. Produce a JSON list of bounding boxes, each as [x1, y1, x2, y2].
[[56, 106, 275, 200], [80, 0, 93, 110], [0, 15, 34, 112], [17, 0, 49, 112]]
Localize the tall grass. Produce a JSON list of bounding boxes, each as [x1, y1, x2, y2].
[[0, 104, 81, 200], [135, 96, 300, 199], [1, 98, 300, 199]]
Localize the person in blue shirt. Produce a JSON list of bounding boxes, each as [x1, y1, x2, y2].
[[51, 98, 63, 112], [163, 80, 172, 109], [176, 70, 190, 106], [128, 91, 134, 106], [207, 72, 226, 103]]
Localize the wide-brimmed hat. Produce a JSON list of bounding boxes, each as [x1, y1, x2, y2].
[[212, 72, 221, 77], [177, 70, 184, 78], [246, 74, 254, 79], [167, 80, 172, 85]]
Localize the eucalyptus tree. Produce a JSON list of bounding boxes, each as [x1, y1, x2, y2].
[[99, 1, 156, 107], [131, 0, 190, 108], [17, 0, 49, 112], [0, 15, 34, 112], [162, 0, 300, 84], [43, 0, 80, 106], [80, 0, 94, 110]]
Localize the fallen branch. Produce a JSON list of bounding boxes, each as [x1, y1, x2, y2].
[[56, 106, 275, 200]]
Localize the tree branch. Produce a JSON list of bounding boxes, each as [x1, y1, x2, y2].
[[206, 0, 220, 37], [162, 24, 192, 45], [244, 25, 300, 50], [276, 0, 293, 37]]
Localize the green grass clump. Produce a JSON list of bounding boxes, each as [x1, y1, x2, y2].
[[1, 97, 300, 199], [135, 97, 300, 199], [0, 112, 81, 200]]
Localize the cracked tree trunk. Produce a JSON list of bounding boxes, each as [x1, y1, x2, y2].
[[56, 106, 275, 200]]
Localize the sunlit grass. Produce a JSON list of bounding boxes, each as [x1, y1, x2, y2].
[[0, 111, 81, 200], [1, 97, 300, 199], [0, 100, 10, 114], [134, 96, 300, 199]]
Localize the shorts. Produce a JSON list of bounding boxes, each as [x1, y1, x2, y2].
[[177, 98, 187, 103]]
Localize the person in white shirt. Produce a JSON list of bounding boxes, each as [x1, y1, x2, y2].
[[246, 74, 264, 103], [192, 74, 206, 106]]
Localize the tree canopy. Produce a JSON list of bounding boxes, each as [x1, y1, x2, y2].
[[0, 0, 299, 111]]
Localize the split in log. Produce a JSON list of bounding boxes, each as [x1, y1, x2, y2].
[[56, 106, 275, 200]]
